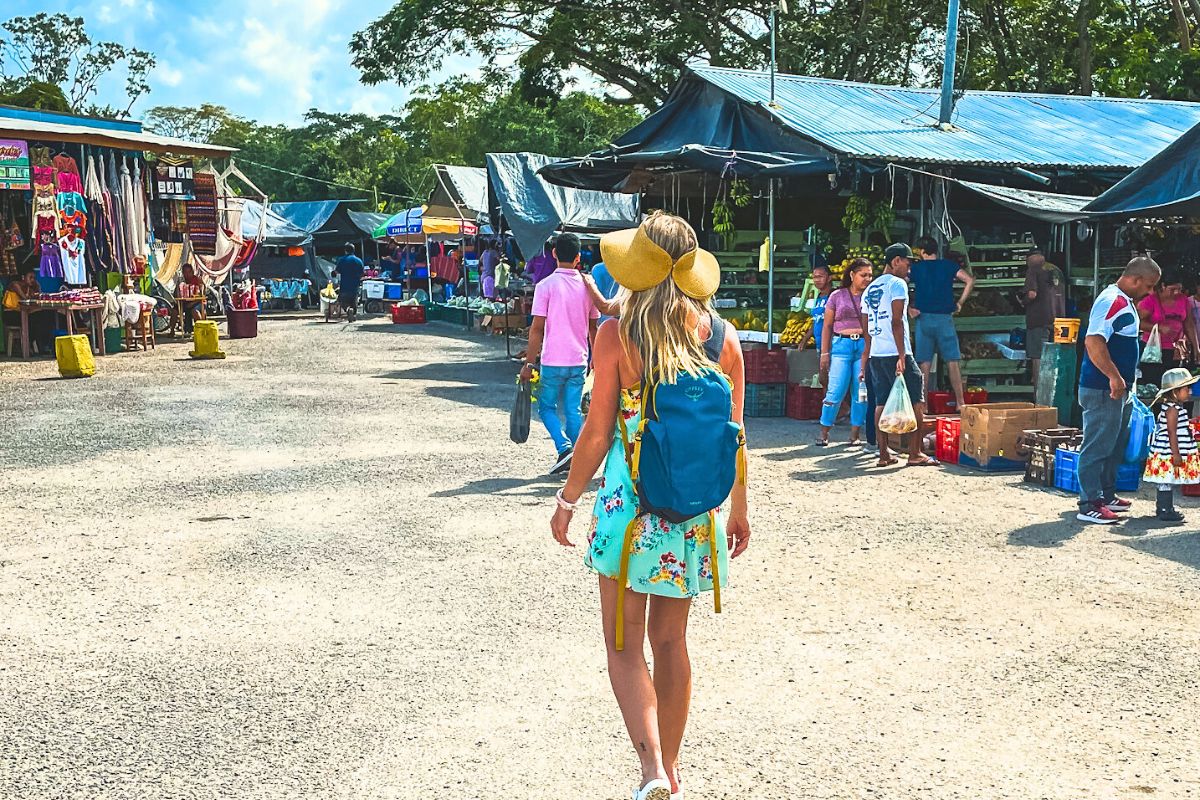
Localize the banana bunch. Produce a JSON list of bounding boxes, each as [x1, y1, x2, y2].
[[779, 316, 812, 346]]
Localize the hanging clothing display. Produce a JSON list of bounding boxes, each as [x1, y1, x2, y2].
[[186, 171, 218, 255], [39, 236, 64, 278], [58, 232, 86, 284]]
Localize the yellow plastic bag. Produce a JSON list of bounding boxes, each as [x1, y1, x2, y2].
[[55, 334, 95, 378], [188, 320, 226, 359]]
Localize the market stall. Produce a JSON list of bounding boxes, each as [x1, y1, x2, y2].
[[0, 105, 238, 358]]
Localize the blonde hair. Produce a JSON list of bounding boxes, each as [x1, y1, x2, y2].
[[618, 212, 716, 384]]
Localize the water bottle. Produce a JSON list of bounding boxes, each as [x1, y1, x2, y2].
[[858, 377, 867, 403]]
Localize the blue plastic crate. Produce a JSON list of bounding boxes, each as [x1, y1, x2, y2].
[[744, 382, 787, 417], [957, 451, 1026, 472], [1055, 447, 1141, 494]]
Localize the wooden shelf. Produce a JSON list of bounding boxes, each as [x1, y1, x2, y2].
[[962, 359, 1027, 375], [972, 260, 1027, 268], [973, 278, 1025, 287], [968, 243, 1036, 250], [954, 315, 1025, 332]]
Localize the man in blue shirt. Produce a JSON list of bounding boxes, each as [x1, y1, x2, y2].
[[335, 242, 365, 323], [910, 237, 975, 410], [585, 261, 620, 323], [1075, 257, 1160, 524]]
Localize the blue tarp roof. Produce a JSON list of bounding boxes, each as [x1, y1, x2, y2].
[[241, 200, 312, 246], [542, 66, 1200, 191], [1085, 120, 1200, 216], [271, 199, 369, 234], [487, 152, 640, 261]]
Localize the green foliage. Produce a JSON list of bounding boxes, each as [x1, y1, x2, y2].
[[842, 195, 895, 234], [0, 13, 155, 116], [0, 80, 70, 112]]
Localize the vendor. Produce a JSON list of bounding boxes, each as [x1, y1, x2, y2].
[[177, 263, 206, 334], [381, 245, 405, 282], [799, 265, 833, 353], [3, 268, 53, 354]]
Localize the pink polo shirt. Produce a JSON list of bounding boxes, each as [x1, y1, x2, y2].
[[532, 267, 599, 367]]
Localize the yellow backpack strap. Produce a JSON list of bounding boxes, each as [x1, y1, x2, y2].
[[736, 426, 748, 486], [614, 514, 642, 652], [708, 509, 722, 614]]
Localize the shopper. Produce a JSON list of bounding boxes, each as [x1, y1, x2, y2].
[[1076, 257, 1161, 524], [910, 236, 974, 409], [1137, 270, 1198, 386], [334, 242, 364, 323], [520, 233, 599, 474], [480, 242, 500, 299], [1143, 368, 1200, 523], [549, 212, 751, 800], [523, 242, 558, 284], [861, 242, 937, 468], [800, 264, 834, 352], [816, 258, 873, 446], [1021, 250, 1066, 381], [584, 260, 621, 321]]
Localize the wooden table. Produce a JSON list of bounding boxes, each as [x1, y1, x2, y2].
[[19, 301, 104, 360]]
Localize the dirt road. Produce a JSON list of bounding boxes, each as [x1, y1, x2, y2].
[[0, 318, 1196, 799]]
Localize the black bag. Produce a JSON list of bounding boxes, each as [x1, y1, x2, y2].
[[510, 379, 532, 443]]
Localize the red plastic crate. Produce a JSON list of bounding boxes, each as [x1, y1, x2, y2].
[[936, 417, 960, 464], [744, 348, 789, 384], [927, 391, 958, 415], [1183, 483, 1200, 497], [391, 303, 426, 324], [786, 384, 823, 420], [963, 388, 989, 405]]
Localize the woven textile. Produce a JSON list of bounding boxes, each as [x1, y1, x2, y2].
[[187, 172, 218, 255]]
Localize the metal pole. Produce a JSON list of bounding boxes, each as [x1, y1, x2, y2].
[[767, 179, 776, 346], [938, 0, 961, 125], [769, 8, 777, 105], [1092, 223, 1100, 292]]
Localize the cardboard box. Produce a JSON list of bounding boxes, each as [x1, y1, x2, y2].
[[959, 402, 1059, 468], [786, 348, 820, 385], [482, 314, 528, 331]]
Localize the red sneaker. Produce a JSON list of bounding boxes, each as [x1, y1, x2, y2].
[[1077, 502, 1119, 525], [1105, 497, 1133, 513]]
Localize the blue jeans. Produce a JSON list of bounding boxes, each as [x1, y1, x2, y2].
[[820, 336, 868, 428], [537, 365, 586, 454], [1077, 387, 1133, 510]]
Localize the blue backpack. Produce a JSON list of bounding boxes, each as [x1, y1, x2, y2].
[[613, 315, 747, 650]]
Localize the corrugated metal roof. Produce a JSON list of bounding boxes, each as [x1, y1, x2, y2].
[[692, 66, 1200, 170], [0, 114, 235, 157]]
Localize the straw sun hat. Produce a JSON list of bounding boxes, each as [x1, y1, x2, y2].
[[600, 223, 720, 299], [1154, 367, 1200, 403]]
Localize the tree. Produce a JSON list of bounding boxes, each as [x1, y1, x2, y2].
[[0, 12, 155, 116], [351, 0, 1200, 105]]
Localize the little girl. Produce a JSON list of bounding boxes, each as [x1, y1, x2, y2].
[[1143, 367, 1200, 522]]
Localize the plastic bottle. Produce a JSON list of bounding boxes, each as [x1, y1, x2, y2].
[[858, 377, 868, 403]]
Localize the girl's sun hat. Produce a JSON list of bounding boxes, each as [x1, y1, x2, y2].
[[1154, 367, 1200, 403], [600, 222, 720, 300]]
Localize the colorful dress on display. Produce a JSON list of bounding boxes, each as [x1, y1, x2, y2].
[[585, 385, 730, 599], [39, 241, 64, 278], [58, 234, 87, 285], [1143, 400, 1200, 484]]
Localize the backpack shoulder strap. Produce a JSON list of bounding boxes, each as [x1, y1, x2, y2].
[[704, 314, 726, 364]]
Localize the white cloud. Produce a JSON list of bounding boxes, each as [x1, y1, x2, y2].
[[156, 61, 184, 88], [119, 0, 136, 6], [233, 76, 262, 96], [97, 5, 116, 23]]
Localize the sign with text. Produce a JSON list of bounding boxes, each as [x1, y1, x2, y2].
[[0, 139, 31, 190]]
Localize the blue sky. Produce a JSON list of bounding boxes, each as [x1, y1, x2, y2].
[[6, 0, 470, 124]]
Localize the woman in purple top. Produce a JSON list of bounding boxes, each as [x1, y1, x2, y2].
[[816, 258, 874, 446]]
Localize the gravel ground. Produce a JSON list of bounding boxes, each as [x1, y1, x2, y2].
[[0, 317, 1197, 800]]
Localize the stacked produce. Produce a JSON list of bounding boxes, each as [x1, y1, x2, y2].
[[833, 245, 885, 276], [779, 316, 812, 346]]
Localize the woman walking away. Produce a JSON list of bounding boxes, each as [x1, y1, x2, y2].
[[550, 212, 752, 800], [816, 258, 873, 446], [1143, 367, 1200, 523]]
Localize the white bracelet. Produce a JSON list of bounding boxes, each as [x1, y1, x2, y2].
[[555, 489, 578, 512]]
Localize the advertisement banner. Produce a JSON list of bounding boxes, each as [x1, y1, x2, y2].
[[0, 139, 31, 190]]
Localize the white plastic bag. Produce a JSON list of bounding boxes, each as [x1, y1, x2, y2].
[[879, 375, 918, 434], [1141, 324, 1162, 364]]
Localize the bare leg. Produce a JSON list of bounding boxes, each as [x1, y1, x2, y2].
[[648, 594, 693, 795], [848, 425, 862, 444], [818, 424, 831, 444], [919, 361, 933, 398], [875, 407, 894, 465], [947, 361, 966, 409], [599, 576, 669, 788]]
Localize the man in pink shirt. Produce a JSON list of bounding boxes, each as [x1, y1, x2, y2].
[[520, 233, 600, 474]]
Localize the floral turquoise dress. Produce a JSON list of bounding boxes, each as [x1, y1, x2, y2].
[[585, 384, 730, 598]]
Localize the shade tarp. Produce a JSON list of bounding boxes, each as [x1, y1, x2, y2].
[[348, 210, 390, 237], [270, 200, 342, 233], [488, 152, 641, 259], [1085, 120, 1200, 217], [240, 200, 312, 246], [538, 78, 837, 192], [428, 164, 489, 223]]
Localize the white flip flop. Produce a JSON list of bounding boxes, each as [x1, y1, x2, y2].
[[633, 778, 672, 800]]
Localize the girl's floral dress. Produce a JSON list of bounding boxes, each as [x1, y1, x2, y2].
[[1143, 400, 1200, 484], [585, 385, 729, 598]]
